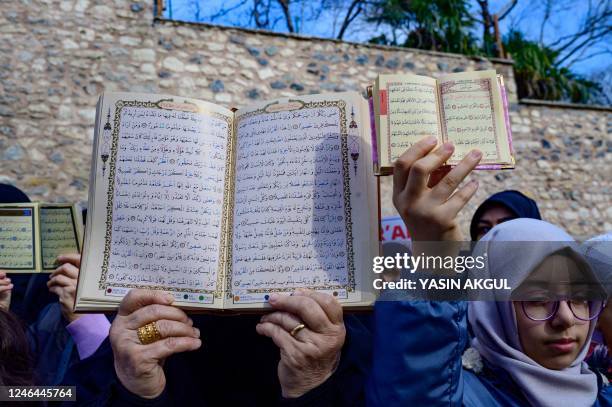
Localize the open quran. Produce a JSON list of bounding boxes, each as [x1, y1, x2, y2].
[[0, 203, 82, 273], [75, 69, 513, 311], [372, 70, 514, 173], [75, 92, 380, 311]]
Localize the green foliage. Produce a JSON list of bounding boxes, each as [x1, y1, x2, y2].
[[368, 0, 479, 54], [368, 1, 602, 104], [503, 30, 602, 103]]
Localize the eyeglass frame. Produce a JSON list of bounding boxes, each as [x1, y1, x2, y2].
[[519, 300, 607, 322]]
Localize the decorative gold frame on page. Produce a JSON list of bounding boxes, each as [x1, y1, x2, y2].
[[226, 99, 356, 298], [438, 77, 502, 163], [98, 99, 233, 299], [384, 82, 437, 164]]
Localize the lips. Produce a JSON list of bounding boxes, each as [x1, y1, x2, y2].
[[546, 338, 577, 353]]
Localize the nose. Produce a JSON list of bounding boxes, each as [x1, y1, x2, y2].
[[550, 301, 576, 329]]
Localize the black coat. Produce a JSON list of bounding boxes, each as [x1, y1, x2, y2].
[[63, 313, 373, 407]]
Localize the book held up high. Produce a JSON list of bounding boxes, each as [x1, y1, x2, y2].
[[372, 69, 514, 173], [76, 91, 379, 311], [75, 69, 514, 312]]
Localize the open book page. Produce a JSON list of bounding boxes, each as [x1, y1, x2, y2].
[[40, 204, 82, 270], [0, 204, 39, 272], [76, 93, 233, 310], [228, 92, 378, 309], [375, 74, 441, 168], [438, 70, 513, 166]]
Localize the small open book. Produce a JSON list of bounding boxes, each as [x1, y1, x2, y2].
[[75, 92, 379, 311], [0, 203, 83, 273], [372, 70, 514, 173]]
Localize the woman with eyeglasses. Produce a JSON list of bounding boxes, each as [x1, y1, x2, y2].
[[367, 138, 611, 406]]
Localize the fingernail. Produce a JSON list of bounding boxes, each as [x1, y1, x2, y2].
[[470, 180, 479, 188], [470, 150, 482, 159], [165, 293, 174, 303], [425, 136, 437, 145], [269, 293, 279, 302], [443, 142, 454, 152], [194, 328, 200, 338]]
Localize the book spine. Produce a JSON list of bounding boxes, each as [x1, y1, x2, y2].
[[368, 95, 379, 168]]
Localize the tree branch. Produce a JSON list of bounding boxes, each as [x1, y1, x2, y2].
[[497, 0, 518, 21], [276, 0, 295, 32], [337, 0, 365, 40], [556, 28, 612, 66]]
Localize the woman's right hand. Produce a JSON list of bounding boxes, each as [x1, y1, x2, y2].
[[392, 136, 482, 241], [110, 289, 201, 399], [0, 271, 12, 310]]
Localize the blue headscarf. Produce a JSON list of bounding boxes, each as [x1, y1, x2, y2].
[[470, 190, 541, 240]]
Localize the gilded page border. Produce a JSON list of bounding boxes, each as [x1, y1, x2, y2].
[[98, 99, 233, 296], [227, 99, 356, 297], [439, 78, 502, 163], [385, 82, 438, 164], [40, 206, 80, 270], [0, 205, 38, 271]]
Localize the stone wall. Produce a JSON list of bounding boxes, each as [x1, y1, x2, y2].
[[0, 0, 610, 237]]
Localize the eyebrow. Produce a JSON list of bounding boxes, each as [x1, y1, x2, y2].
[[496, 217, 516, 224]]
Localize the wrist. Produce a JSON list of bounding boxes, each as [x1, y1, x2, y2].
[[114, 361, 165, 400], [282, 353, 340, 398]]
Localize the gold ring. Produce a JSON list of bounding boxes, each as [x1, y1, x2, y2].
[[290, 323, 306, 338], [137, 322, 162, 345]]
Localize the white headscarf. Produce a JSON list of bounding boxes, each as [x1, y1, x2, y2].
[[468, 219, 599, 407]]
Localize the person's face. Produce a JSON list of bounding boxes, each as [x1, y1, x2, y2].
[[513, 255, 592, 370], [475, 204, 516, 240]]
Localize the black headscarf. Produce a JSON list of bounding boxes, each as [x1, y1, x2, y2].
[[0, 183, 56, 323], [469, 190, 541, 241], [0, 184, 30, 203]]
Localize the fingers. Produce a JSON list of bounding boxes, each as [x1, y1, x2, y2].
[[405, 142, 455, 197], [431, 149, 482, 201], [0, 271, 6, 279], [56, 253, 81, 268], [126, 303, 191, 330], [256, 321, 296, 350], [152, 319, 200, 340], [142, 337, 202, 361], [260, 311, 302, 333], [268, 294, 329, 332], [443, 179, 479, 219], [293, 290, 343, 325], [118, 289, 174, 316], [48, 285, 62, 297], [0, 284, 13, 293], [50, 263, 79, 280], [392, 136, 438, 198], [427, 166, 451, 188], [47, 274, 75, 289]]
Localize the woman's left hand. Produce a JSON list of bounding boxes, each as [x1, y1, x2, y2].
[[0, 271, 12, 310], [256, 289, 345, 398], [47, 253, 82, 323]]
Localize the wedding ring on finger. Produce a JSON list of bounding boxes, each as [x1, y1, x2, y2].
[[290, 323, 306, 338], [137, 321, 162, 345]]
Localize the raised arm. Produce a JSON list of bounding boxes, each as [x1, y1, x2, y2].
[[367, 137, 481, 406]]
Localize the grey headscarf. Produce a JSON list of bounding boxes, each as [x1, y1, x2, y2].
[[468, 219, 599, 407]]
